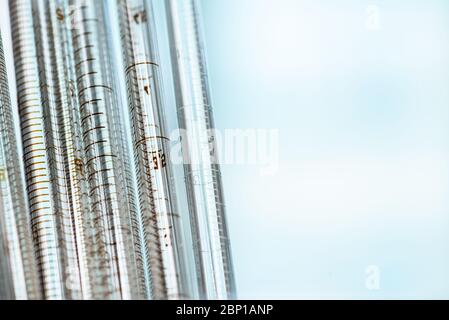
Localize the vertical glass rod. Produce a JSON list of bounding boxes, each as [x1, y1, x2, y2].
[[165, 0, 236, 300], [114, 0, 194, 299], [0, 28, 42, 300]]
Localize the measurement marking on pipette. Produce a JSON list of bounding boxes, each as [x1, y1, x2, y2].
[[25, 167, 47, 178], [78, 85, 112, 96], [23, 142, 46, 150], [30, 199, 50, 209], [73, 31, 92, 41], [17, 97, 41, 106], [28, 192, 50, 202], [22, 136, 44, 146], [84, 140, 108, 150], [21, 128, 43, 138], [82, 126, 107, 138], [74, 45, 94, 56], [125, 61, 159, 73], [81, 112, 105, 124], [77, 71, 98, 81], [79, 98, 102, 109], [133, 11, 147, 24], [86, 154, 117, 165], [74, 57, 96, 70], [19, 110, 41, 119], [26, 180, 51, 191], [24, 172, 47, 180], [14, 66, 39, 77], [31, 219, 52, 228], [134, 136, 170, 146], [23, 148, 47, 158], [56, 8, 64, 21], [30, 207, 51, 217], [88, 168, 113, 180]]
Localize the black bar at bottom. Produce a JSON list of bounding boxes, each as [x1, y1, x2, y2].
[[0, 300, 444, 319]]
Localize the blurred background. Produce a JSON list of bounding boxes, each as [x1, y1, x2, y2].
[[2, 0, 449, 299]]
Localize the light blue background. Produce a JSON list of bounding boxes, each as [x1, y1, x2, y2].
[[2, 0, 449, 299], [197, 0, 449, 299]]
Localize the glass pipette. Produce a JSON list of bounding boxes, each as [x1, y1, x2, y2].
[[32, 0, 83, 299], [9, 0, 67, 299], [10, 0, 145, 299], [0, 28, 42, 300], [0, 185, 15, 300], [68, 0, 145, 299], [114, 0, 193, 299], [165, 0, 237, 299], [37, 0, 136, 299]]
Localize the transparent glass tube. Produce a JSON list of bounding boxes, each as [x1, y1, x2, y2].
[[45, 0, 93, 299], [68, 0, 145, 299], [44, 0, 115, 299], [32, 0, 83, 299], [165, 0, 236, 299], [37, 0, 137, 299], [0, 185, 15, 300], [9, 0, 144, 299], [114, 0, 193, 299], [0, 29, 42, 300], [9, 0, 67, 299]]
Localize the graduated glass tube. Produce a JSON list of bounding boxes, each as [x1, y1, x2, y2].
[[11, 0, 114, 299], [11, 0, 97, 299], [9, 0, 143, 299], [0, 30, 42, 300], [32, 0, 84, 299], [36, 0, 131, 299], [165, 0, 236, 299], [0, 33, 13, 301], [114, 0, 192, 299], [42, 0, 93, 298], [9, 0, 68, 299], [68, 0, 145, 299], [0, 185, 14, 300], [0, 183, 15, 300]]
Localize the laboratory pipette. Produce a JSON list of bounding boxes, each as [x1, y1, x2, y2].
[[45, 0, 93, 299], [0, 184, 15, 300], [68, 0, 145, 299], [165, 0, 236, 299], [10, 0, 143, 299], [0, 180, 15, 300], [4, 0, 237, 300], [115, 0, 193, 299], [36, 0, 131, 299], [32, 0, 83, 299], [0, 29, 42, 300], [9, 0, 68, 299]]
